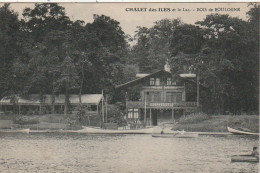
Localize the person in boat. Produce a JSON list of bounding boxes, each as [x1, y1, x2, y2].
[[251, 147, 259, 160]]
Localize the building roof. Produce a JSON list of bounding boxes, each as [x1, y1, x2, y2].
[[116, 69, 209, 90], [0, 94, 103, 105], [179, 74, 196, 78], [136, 73, 150, 78], [116, 70, 172, 89]]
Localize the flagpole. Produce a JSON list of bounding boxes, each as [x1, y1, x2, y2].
[[105, 96, 108, 123], [197, 71, 200, 108], [144, 91, 146, 125], [102, 90, 104, 123]]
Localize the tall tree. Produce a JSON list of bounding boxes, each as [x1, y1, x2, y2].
[[17, 3, 77, 114], [85, 14, 130, 97], [0, 4, 23, 99], [132, 19, 182, 73]]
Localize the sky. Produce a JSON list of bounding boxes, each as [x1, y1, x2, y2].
[[2, 3, 251, 39]]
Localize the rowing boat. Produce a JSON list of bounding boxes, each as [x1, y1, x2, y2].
[[227, 127, 259, 136], [73, 126, 154, 134], [152, 131, 199, 138], [231, 155, 259, 163], [0, 128, 30, 133]]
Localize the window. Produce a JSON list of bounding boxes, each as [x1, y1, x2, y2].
[[133, 109, 139, 118], [128, 108, 139, 119], [167, 78, 177, 85], [167, 78, 171, 86], [150, 78, 155, 85], [128, 109, 133, 118], [166, 92, 182, 103], [155, 78, 160, 86], [147, 92, 161, 102]]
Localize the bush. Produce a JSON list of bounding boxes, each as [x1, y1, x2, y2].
[[107, 104, 125, 126], [178, 112, 211, 124], [13, 116, 39, 125]]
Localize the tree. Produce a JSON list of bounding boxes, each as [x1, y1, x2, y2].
[[168, 12, 259, 114], [0, 4, 23, 99], [195, 13, 258, 114], [132, 19, 182, 73], [85, 14, 130, 98], [22, 3, 71, 42], [17, 3, 78, 114]]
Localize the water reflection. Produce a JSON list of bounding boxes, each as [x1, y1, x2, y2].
[[0, 133, 258, 173]]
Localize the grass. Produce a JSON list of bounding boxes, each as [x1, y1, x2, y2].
[[172, 114, 259, 132], [178, 112, 211, 124]]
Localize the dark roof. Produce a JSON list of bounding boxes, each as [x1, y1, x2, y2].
[[116, 70, 172, 89], [116, 69, 209, 90]]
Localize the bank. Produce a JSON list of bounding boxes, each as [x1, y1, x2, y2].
[[0, 113, 258, 133], [171, 115, 259, 132]]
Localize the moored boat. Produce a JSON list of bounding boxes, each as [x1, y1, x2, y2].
[[227, 127, 259, 136], [152, 131, 199, 138], [231, 155, 259, 163], [0, 128, 30, 133], [73, 126, 154, 134]]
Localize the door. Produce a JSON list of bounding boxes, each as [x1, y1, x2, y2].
[[152, 110, 158, 126]]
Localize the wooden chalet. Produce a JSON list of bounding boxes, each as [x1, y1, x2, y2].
[[116, 69, 198, 126]]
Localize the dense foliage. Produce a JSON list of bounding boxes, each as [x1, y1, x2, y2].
[[132, 3, 259, 115], [0, 3, 258, 115]]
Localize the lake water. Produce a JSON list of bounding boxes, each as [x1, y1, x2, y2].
[[0, 133, 258, 173]]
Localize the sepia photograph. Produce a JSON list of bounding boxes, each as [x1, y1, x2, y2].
[[0, 2, 259, 173]]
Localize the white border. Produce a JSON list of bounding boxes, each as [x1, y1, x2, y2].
[[0, 0, 258, 2]]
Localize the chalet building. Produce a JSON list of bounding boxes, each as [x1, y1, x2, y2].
[[0, 94, 104, 116], [116, 68, 198, 126]]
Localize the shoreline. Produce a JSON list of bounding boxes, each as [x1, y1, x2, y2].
[[0, 115, 258, 134]]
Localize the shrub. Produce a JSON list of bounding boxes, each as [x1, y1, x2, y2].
[[13, 116, 39, 125], [107, 104, 125, 126], [178, 112, 210, 124]]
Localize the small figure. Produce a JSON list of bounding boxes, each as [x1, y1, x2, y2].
[[251, 147, 259, 160], [161, 127, 164, 134]]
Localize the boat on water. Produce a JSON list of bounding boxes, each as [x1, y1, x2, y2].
[[227, 127, 259, 136], [231, 155, 259, 163], [152, 131, 199, 138], [0, 128, 30, 133], [73, 126, 154, 134]]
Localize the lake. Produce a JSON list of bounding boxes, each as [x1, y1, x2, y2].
[[0, 133, 258, 173]]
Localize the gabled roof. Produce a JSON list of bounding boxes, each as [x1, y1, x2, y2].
[[116, 70, 172, 89], [116, 69, 209, 90]]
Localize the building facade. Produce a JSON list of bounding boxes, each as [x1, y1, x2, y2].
[[116, 70, 198, 126], [0, 94, 104, 116]]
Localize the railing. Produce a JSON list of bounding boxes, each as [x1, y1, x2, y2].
[[142, 86, 184, 90], [126, 101, 197, 108], [126, 101, 144, 108]]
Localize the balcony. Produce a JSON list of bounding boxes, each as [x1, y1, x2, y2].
[[142, 86, 184, 90], [126, 101, 197, 109]]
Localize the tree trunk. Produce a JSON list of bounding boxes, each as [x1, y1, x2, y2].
[[79, 63, 84, 112], [64, 77, 70, 115], [51, 74, 55, 114], [39, 92, 44, 115], [51, 89, 55, 114]]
